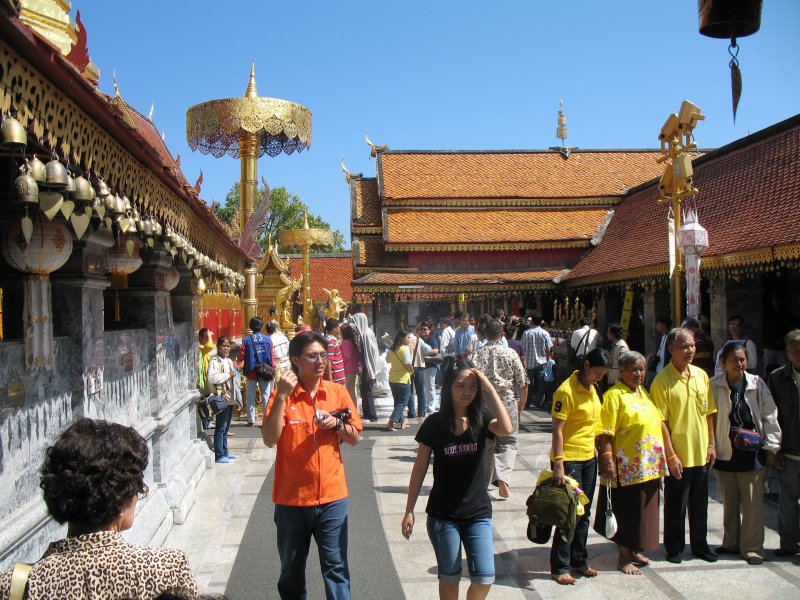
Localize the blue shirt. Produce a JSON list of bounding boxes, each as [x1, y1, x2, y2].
[[243, 332, 273, 374], [453, 326, 474, 356]]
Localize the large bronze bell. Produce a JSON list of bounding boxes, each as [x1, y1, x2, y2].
[[72, 175, 94, 202], [29, 156, 46, 182], [15, 161, 39, 205], [96, 177, 110, 198], [44, 157, 69, 189], [1, 115, 27, 149], [699, 0, 761, 39]]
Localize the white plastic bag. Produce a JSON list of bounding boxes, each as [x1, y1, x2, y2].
[[605, 485, 618, 538]]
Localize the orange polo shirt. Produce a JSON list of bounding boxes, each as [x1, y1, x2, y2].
[[267, 379, 363, 506]]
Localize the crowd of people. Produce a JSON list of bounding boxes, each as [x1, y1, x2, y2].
[[3, 308, 798, 600]]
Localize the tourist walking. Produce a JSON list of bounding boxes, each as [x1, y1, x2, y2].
[[473, 319, 528, 499], [606, 322, 629, 386], [387, 329, 414, 431], [207, 336, 237, 464], [262, 331, 363, 600], [767, 329, 800, 557], [324, 318, 346, 384], [268, 321, 291, 378], [651, 327, 719, 564], [421, 321, 442, 413], [402, 360, 513, 600], [341, 323, 361, 405], [549, 347, 610, 585], [595, 351, 667, 575], [349, 312, 380, 422], [570, 318, 601, 361], [411, 323, 434, 418], [521, 312, 553, 409], [197, 327, 216, 430], [711, 342, 781, 565], [242, 316, 274, 426]]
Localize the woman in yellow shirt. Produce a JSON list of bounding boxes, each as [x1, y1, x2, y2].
[[387, 329, 414, 431], [550, 347, 610, 585], [595, 351, 668, 575]]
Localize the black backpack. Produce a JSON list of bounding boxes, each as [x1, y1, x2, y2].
[[525, 479, 578, 543]]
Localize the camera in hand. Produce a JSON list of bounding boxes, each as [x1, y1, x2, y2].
[[329, 408, 352, 425]]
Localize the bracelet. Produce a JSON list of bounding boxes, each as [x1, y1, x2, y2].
[[667, 454, 678, 462], [708, 444, 716, 449], [602, 451, 613, 457], [553, 455, 564, 461]]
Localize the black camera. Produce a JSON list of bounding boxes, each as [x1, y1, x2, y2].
[[329, 408, 352, 424]]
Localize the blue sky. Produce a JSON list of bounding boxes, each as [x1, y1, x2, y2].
[[76, 1, 800, 246]]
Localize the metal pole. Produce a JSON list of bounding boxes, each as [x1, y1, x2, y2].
[[240, 130, 259, 335]]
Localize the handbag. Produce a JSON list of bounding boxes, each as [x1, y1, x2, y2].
[[604, 485, 618, 538], [254, 363, 274, 381], [525, 479, 578, 543], [424, 354, 444, 367], [197, 394, 227, 420], [732, 390, 762, 452]]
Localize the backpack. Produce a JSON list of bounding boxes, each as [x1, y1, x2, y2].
[[525, 480, 578, 543]]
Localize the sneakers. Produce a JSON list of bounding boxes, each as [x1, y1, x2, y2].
[[226, 453, 238, 460], [215, 456, 233, 464]]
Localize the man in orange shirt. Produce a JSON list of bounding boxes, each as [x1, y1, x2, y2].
[[262, 331, 363, 599]]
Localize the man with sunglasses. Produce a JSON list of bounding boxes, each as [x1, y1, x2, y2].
[[262, 331, 363, 599]]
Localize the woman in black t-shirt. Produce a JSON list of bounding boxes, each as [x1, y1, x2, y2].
[[402, 359, 513, 600]]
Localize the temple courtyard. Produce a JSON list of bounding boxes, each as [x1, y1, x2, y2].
[[165, 394, 800, 600]]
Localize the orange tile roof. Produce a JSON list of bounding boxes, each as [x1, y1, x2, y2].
[[566, 116, 800, 284], [385, 208, 610, 245], [352, 178, 381, 226], [353, 270, 563, 290], [287, 254, 354, 302], [379, 150, 667, 200], [355, 238, 408, 267]]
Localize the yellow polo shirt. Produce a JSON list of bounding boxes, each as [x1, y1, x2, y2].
[[551, 371, 602, 461], [650, 362, 717, 468]]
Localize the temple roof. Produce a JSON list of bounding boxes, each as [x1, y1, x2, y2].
[[384, 207, 611, 249], [565, 114, 800, 286], [378, 150, 669, 201], [287, 254, 354, 302], [351, 177, 381, 227], [352, 270, 563, 292]]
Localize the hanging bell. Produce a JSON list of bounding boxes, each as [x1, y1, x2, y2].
[[72, 175, 94, 202], [96, 177, 110, 198], [699, 0, 762, 39], [29, 156, 46, 182], [44, 156, 69, 190], [66, 171, 77, 195], [1, 115, 27, 149], [15, 161, 39, 205]]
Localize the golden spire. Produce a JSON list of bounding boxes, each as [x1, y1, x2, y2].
[[556, 99, 568, 147], [113, 69, 120, 99], [303, 210, 309, 229], [244, 61, 258, 98]]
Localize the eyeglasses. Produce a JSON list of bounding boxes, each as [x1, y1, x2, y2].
[[137, 484, 149, 501], [300, 353, 328, 363]]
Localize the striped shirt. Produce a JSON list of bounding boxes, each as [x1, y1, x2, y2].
[[521, 326, 553, 369], [325, 334, 346, 384]]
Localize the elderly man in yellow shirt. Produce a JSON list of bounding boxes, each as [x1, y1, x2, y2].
[[651, 327, 718, 564]]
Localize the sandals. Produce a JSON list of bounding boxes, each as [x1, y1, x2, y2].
[[552, 573, 575, 585]]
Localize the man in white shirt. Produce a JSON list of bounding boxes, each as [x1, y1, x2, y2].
[[439, 316, 456, 369], [570, 318, 600, 358], [267, 322, 291, 377]]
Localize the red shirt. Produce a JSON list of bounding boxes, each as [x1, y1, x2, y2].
[[326, 335, 346, 384], [266, 379, 363, 506]]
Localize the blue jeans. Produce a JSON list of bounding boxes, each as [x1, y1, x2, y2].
[[551, 458, 596, 574], [389, 382, 412, 424], [274, 499, 350, 600], [246, 378, 273, 424], [413, 369, 428, 417], [427, 516, 495, 584], [213, 405, 233, 460], [424, 366, 438, 412], [777, 458, 800, 552]]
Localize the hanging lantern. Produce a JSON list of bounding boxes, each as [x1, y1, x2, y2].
[[677, 209, 709, 319], [2, 216, 73, 370], [107, 233, 143, 321]]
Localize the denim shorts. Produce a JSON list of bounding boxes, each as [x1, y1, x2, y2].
[[426, 515, 495, 584]]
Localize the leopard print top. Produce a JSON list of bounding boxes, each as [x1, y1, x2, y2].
[[0, 531, 198, 599]]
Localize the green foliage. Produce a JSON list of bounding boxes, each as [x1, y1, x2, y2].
[[212, 183, 345, 253]]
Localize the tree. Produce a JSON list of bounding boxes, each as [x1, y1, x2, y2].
[[213, 182, 346, 253]]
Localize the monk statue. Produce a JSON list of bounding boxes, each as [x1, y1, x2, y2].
[[323, 288, 348, 320]]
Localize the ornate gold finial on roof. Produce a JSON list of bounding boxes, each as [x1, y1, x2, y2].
[[556, 99, 568, 146], [148, 103, 155, 121], [113, 70, 120, 99], [341, 159, 352, 184], [268, 233, 273, 250], [244, 61, 258, 98], [303, 211, 309, 229], [364, 131, 389, 158]]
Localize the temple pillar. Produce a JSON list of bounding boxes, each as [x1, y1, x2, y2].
[[708, 275, 728, 351], [642, 287, 657, 356]]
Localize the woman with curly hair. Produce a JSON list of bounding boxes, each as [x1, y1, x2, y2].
[[0, 418, 199, 599], [402, 359, 513, 600]]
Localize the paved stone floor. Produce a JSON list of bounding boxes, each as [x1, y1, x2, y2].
[[165, 391, 800, 599]]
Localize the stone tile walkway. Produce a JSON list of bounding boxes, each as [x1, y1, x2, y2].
[[165, 392, 800, 599]]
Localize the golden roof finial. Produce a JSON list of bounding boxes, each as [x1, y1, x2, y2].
[[148, 103, 154, 121], [303, 211, 309, 229], [268, 233, 273, 250], [244, 61, 258, 98], [113, 69, 120, 99], [556, 99, 568, 147]]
